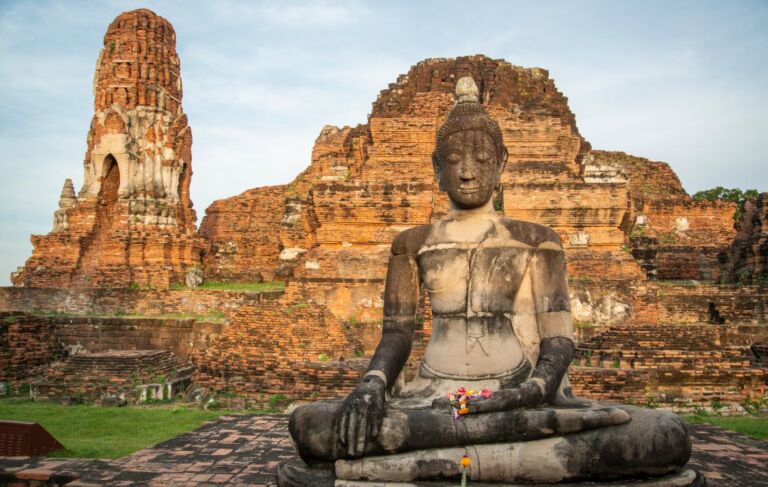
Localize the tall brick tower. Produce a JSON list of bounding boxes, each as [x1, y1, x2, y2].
[[13, 9, 204, 288]]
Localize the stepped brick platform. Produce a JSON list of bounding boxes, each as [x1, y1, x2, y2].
[[30, 350, 191, 403], [0, 415, 765, 486], [655, 283, 768, 325], [0, 310, 223, 384], [573, 323, 768, 410]]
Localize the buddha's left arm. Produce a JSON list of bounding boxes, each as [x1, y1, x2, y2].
[[528, 242, 575, 404]]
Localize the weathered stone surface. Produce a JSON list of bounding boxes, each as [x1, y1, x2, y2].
[[12, 8, 205, 289], [722, 192, 768, 282], [184, 265, 203, 288], [4, 280, 765, 410], [52, 179, 77, 232]]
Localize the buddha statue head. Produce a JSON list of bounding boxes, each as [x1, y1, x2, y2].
[[433, 77, 508, 210]]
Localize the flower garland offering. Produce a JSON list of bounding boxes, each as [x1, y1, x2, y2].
[[447, 387, 492, 419]]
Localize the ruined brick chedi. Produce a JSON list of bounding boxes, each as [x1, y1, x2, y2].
[[12, 9, 203, 288], [201, 56, 741, 324]]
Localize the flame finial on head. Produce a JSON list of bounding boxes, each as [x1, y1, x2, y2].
[[455, 76, 480, 104]]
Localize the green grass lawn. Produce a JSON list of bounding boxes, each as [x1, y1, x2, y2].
[[0, 399, 236, 459], [685, 415, 768, 440], [3, 398, 764, 459]]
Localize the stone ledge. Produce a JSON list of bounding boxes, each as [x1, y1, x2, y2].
[[334, 468, 703, 486]]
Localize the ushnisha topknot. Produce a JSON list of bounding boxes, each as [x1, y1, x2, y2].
[[434, 76, 507, 164]]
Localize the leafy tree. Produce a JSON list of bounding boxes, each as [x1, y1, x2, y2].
[[693, 186, 759, 221], [693, 186, 758, 204]]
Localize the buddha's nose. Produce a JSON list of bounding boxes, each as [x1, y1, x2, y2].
[[460, 159, 475, 180]]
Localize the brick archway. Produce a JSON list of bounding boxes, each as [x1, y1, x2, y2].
[[98, 154, 120, 207]]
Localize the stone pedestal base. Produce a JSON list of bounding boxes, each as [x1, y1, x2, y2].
[[333, 468, 705, 487]]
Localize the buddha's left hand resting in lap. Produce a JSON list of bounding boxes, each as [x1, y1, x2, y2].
[[277, 77, 693, 486]]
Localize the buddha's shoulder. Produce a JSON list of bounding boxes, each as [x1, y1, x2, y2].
[[391, 224, 433, 256], [498, 218, 563, 249]]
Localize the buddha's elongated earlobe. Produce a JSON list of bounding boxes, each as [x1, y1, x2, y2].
[[432, 152, 445, 192], [498, 147, 508, 179]]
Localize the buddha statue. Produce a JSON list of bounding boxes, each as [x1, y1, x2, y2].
[[278, 77, 700, 486]]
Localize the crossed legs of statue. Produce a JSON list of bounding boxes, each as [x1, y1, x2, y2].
[[279, 400, 693, 485]]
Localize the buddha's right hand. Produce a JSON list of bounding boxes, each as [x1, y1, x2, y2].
[[335, 374, 386, 457], [465, 381, 544, 414]]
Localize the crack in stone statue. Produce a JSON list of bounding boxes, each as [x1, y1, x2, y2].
[[277, 77, 701, 486]]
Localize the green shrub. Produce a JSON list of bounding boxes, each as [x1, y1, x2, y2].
[[267, 393, 288, 410], [646, 394, 658, 409]]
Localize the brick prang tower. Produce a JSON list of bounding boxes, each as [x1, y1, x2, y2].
[[13, 8, 204, 289]]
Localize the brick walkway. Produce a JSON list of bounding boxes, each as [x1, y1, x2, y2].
[[0, 414, 766, 486]]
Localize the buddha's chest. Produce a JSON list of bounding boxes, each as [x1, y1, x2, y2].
[[416, 245, 533, 315]]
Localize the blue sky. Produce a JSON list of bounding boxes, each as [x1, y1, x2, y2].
[[1, 0, 766, 285]]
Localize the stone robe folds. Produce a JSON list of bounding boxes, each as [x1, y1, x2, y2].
[[390, 215, 576, 409]]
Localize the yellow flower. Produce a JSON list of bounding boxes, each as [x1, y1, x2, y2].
[[461, 454, 471, 468]]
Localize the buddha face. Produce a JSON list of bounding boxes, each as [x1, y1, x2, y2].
[[437, 129, 505, 209]]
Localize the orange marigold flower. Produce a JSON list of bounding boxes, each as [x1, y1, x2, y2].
[[460, 454, 471, 468], [458, 407, 469, 415]]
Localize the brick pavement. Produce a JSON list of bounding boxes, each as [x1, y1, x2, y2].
[[0, 414, 765, 486]]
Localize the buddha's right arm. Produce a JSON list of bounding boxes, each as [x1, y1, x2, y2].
[[336, 230, 425, 456], [364, 250, 420, 390]]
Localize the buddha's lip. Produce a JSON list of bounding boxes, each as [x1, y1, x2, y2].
[[458, 186, 479, 192]]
